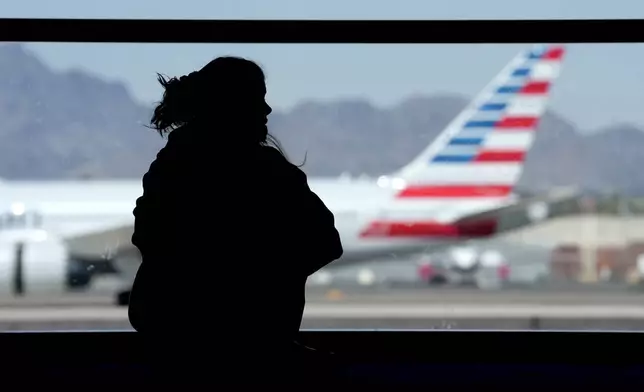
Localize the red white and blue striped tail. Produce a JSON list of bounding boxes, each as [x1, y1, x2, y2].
[[392, 44, 565, 200]]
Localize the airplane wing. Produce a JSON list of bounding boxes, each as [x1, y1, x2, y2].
[[64, 224, 134, 261], [452, 187, 583, 237]]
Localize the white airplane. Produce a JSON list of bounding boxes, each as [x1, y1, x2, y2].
[[0, 44, 575, 304]]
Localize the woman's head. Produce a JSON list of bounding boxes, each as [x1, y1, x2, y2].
[[150, 56, 273, 144]]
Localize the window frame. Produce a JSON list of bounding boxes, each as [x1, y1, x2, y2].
[[1, 18, 643, 43], [1, 17, 643, 337]]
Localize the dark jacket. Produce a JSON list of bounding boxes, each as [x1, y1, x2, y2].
[[128, 126, 343, 349]]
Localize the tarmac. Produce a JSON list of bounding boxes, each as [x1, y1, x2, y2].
[[1, 286, 644, 331]]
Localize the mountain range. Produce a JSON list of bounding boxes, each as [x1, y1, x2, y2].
[[1, 43, 643, 194]]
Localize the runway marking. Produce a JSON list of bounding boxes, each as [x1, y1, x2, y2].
[[303, 304, 644, 318], [0, 307, 128, 321], [3, 304, 644, 322]]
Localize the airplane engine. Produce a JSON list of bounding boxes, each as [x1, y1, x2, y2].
[[479, 250, 510, 280], [447, 246, 480, 274], [418, 245, 509, 289], [475, 249, 510, 289], [0, 229, 68, 296]]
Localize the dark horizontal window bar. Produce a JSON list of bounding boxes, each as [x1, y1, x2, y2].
[[1, 18, 644, 43]]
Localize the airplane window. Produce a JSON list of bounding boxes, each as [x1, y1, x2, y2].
[[4, 0, 644, 20], [1, 41, 644, 334]]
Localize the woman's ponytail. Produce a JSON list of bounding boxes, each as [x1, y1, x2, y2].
[[150, 72, 201, 135]]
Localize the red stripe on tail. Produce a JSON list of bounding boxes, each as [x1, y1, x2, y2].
[[495, 116, 538, 129], [474, 150, 526, 162], [398, 185, 512, 198], [521, 81, 550, 94], [543, 46, 565, 60]]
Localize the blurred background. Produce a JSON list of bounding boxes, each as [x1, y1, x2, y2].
[[3, 0, 644, 332]]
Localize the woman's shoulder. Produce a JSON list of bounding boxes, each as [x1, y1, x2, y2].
[[259, 145, 288, 160], [260, 147, 305, 177]]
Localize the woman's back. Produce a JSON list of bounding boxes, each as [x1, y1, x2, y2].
[[127, 57, 343, 380], [130, 126, 339, 342]]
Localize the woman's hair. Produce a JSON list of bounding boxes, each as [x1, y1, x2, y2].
[[150, 56, 296, 162]]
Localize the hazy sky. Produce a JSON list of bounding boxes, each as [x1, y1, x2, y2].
[[5, 0, 644, 131]]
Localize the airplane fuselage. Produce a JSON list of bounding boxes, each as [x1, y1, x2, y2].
[[0, 177, 509, 264], [307, 178, 511, 264]]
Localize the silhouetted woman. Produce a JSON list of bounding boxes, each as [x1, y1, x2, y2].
[[128, 57, 343, 384]]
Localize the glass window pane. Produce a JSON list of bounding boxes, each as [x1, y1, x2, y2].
[[1, 42, 643, 332]]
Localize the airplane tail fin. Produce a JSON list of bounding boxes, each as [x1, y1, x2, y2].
[[388, 44, 566, 200]]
